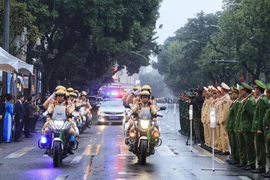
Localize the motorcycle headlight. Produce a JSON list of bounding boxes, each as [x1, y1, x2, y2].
[[140, 119, 150, 129]]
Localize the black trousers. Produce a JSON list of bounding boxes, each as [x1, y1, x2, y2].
[[24, 116, 32, 136], [31, 117, 38, 132], [15, 120, 23, 140], [0, 118, 3, 142]]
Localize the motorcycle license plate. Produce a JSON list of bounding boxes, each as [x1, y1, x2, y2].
[[109, 116, 118, 119]]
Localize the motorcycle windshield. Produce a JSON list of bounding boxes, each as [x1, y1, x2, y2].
[[139, 107, 151, 119], [52, 105, 67, 120]]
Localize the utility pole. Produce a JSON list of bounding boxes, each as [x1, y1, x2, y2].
[[3, 0, 10, 94]]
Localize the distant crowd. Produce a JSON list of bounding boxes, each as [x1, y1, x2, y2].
[[0, 94, 42, 143]]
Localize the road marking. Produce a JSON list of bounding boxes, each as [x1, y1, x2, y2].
[[82, 145, 92, 155], [71, 156, 82, 163], [187, 146, 225, 163], [169, 146, 179, 155], [156, 145, 175, 156], [214, 157, 225, 163], [118, 145, 135, 157], [89, 138, 96, 142], [187, 146, 211, 156], [118, 172, 135, 175], [239, 176, 252, 180], [55, 175, 68, 180], [93, 144, 101, 155], [5, 147, 35, 158], [82, 144, 101, 156]]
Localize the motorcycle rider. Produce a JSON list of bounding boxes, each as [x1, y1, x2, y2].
[[126, 86, 141, 106], [67, 87, 74, 93], [43, 85, 66, 109], [42, 89, 77, 155], [128, 90, 159, 154], [141, 85, 160, 130], [80, 91, 92, 127], [124, 89, 141, 137]]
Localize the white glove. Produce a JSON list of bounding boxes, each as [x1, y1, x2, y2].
[[43, 110, 48, 116], [48, 92, 55, 101], [127, 111, 132, 116]]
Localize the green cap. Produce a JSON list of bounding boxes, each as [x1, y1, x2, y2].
[[265, 83, 270, 91], [232, 86, 239, 92], [242, 82, 253, 90], [184, 91, 192, 97], [255, 80, 266, 89]]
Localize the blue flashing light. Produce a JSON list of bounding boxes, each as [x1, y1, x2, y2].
[[69, 136, 76, 142], [111, 92, 115, 95], [41, 136, 47, 144], [106, 93, 110, 95]]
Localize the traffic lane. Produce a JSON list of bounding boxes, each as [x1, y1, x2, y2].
[[0, 123, 103, 180], [160, 109, 266, 180]]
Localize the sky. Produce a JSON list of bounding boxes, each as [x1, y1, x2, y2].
[[156, 0, 224, 44]]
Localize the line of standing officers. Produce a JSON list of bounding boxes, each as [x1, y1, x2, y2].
[[180, 80, 270, 177]]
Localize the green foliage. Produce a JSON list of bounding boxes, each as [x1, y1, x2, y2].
[[154, 0, 270, 95], [0, 0, 41, 54], [153, 12, 220, 95], [18, 0, 161, 92]]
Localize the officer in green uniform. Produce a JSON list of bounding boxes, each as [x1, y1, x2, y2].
[[235, 86, 247, 168], [226, 86, 240, 165], [251, 80, 268, 173], [238, 83, 256, 170], [263, 83, 270, 178]]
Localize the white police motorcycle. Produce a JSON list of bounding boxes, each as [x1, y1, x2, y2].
[[38, 105, 78, 167]]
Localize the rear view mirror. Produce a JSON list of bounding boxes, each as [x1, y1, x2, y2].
[[159, 106, 166, 111]]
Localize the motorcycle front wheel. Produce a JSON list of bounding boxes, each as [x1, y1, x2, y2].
[[139, 140, 148, 165], [53, 141, 62, 167]]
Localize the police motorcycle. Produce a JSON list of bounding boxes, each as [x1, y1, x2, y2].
[[72, 105, 85, 134], [125, 106, 166, 165], [80, 104, 91, 131], [38, 105, 78, 167]]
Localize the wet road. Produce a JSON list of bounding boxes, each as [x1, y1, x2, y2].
[[0, 104, 267, 180]]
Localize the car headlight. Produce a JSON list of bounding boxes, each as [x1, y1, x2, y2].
[[98, 111, 104, 115], [140, 119, 150, 129]]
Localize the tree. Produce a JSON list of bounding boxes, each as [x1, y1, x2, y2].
[[0, 0, 40, 55], [153, 12, 221, 94], [22, 0, 161, 92]]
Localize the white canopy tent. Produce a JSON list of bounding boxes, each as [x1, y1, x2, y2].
[[0, 46, 34, 96], [0, 47, 18, 73], [0, 47, 34, 75]]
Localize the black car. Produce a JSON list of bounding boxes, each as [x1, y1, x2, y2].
[[88, 96, 100, 110]]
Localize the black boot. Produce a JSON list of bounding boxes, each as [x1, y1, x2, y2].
[[150, 148, 155, 155], [129, 145, 134, 152], [68, 147, 74, 155], [44, 149, 50, 155]]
